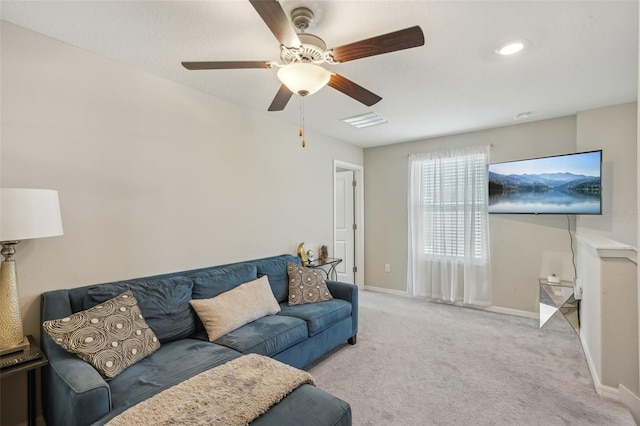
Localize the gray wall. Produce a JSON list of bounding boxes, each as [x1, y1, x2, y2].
[[0, 22, 362, 426], [364, 107, 637, 314]]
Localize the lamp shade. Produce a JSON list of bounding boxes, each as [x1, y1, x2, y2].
[[1, 188, 63, 241], [277, 63, 332, 96]]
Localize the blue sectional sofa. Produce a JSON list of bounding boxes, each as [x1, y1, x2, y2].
[[40, 254, 358, 426]]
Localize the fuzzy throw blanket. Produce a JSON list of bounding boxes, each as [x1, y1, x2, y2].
[[106, 354, 315, 426]]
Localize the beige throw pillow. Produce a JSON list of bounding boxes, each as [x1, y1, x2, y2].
[[287, 262, 333, 306], [43, 291, 160, 379], [190, 275, 280, 342]]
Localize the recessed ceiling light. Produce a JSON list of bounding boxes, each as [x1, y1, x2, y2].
[[495, 39, 530, 56], [514, 111, 533, 120]]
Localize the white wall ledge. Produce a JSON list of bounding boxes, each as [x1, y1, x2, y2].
[[576, 231, 638, 264]]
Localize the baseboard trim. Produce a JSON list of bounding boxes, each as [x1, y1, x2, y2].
[[599, 384, 621, 400], [579, 333, 620, 400], [363, 286, 410, 297], [483, 306, 538, 319], [363, 287, 538, 319], [619, 385, 640, 423]]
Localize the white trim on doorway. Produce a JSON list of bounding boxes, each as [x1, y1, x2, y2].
[[333, 160, 365, 287]]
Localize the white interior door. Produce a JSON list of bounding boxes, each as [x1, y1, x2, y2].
[[335, 170, 355, 283]]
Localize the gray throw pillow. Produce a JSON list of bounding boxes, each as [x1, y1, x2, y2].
[[43, 290, 160, 379], [287, 262, 333, 306]]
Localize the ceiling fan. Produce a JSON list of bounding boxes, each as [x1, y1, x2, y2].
[[181, 0, 425, 112]]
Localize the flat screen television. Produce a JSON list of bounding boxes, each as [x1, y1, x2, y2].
[[488, 150, 602, 214]]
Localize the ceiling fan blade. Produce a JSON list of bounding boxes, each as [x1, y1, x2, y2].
[[268, 85, 294, 111], [330, 26, 425, 63], [182, 61, 272, 70], [328, 74, 382, 107], [249, 0, 301, 48]]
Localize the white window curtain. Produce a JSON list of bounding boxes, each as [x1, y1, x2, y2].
[[407, 145, 492, 306]]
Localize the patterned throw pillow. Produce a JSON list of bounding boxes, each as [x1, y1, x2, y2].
[[43, 290, 160, 379], [286, 262, 333, 306]]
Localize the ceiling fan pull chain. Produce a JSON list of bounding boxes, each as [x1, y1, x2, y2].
[[300, 95, 306, 148]]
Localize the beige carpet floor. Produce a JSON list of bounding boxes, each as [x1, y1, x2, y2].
[[306, 290, 635, 426]]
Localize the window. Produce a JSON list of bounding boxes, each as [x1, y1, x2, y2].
[[407, 145, 492, 305], [420, 153, 488, 260]]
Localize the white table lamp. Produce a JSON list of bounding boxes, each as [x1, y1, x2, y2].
[[0, 188, 63, 354]]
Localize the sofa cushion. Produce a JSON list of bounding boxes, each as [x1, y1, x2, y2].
[[43, 291, 160, 379], [83, 276, 195, 344], [250, 384, 352, 426], [107, 339, 241, 415], [214, 315, 308, 357], [278, 299, 352, 336], [190, 276, 281, 342], [255, 255, 300, 303], [188, 263, 258, 300], [286, 262, 333, 306]]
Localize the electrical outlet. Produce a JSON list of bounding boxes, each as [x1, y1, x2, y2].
[[384, 264, 391, 273], [574, 278, 583, 300]]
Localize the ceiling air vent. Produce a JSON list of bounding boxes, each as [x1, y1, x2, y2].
[[342, 112, 388, 129]]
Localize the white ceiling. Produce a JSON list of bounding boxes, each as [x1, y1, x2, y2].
[[1, 0, 638, 148]]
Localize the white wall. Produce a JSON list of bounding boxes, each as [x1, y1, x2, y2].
[[364, 116, 579, 314], [574, 102, 638, 416], [577, 234, 638, 400], [577, 103, 638, 245], [576, 103, 640, 419], [636, 11, 640, 420], [0, 22, 362, 425]]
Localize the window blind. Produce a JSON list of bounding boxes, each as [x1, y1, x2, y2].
[[420, 152, 488, 260]]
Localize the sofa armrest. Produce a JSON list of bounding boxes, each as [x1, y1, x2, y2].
[[325, 281, 358, 341], [42, 345, 111, 426], [41, 291, 111, 426]]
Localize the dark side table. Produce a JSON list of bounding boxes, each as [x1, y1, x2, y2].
[[0, 335, 48, 426], [306, 257, 342, 280]]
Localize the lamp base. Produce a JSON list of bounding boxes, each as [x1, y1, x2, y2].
[[0, 335, 30, 356], [0, 258, 27, 352]]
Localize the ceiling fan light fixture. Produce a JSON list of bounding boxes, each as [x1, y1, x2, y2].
[[277, 63, 332, 96]]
